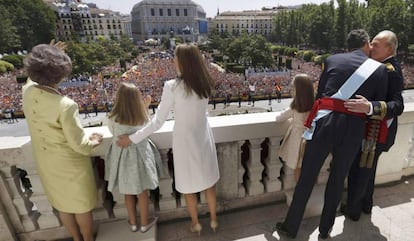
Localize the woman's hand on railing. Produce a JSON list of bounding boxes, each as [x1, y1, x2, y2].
[[89, 132, 103, 146]]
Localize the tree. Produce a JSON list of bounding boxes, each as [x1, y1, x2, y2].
[[0, 7, 20, 53], [0, 0, 56, 52], [335, 0, 347, 49]]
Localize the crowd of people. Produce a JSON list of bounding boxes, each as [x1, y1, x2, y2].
[[1, 48, 414, 120]]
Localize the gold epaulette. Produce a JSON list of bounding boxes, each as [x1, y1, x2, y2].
[[385, 62, 395, 72]]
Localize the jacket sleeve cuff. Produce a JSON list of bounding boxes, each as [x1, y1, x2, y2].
[[370, 101, 387, 120]]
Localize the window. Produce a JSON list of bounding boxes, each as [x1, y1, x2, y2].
[[159, 9, 163, 16], [176, 9, 179, 16], [168, 9, 171, 16], [151, 8, 155, 16], [184, 9, 187, 16]]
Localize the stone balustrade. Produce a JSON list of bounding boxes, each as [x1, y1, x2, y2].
[[0, 103, 413, 241]]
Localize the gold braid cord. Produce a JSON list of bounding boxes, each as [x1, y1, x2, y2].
[[360, 119, 381, 168]]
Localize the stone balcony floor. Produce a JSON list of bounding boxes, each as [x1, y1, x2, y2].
[[56, 175, 414, 241], [155, 176, 414, 241]]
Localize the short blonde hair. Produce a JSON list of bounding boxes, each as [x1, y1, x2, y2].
[[109, 82, 149, 126], [24, 44, 72, 85]]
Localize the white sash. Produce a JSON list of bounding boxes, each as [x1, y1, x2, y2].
[[303, 58, 382, 140]]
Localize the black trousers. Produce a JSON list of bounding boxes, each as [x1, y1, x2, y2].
[[346, 149, 382, 219], [283, 114, 364, 236]]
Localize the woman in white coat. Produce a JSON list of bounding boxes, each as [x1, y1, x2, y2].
[[117, 43, 220, 235]]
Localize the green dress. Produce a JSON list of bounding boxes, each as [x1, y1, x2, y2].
[[104, 118, 160, 195]]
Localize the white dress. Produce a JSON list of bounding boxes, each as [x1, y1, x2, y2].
[[129, 79, 220, 194], [276, 108, 310, 169]]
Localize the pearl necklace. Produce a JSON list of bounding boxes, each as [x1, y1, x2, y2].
[[37, 85, 62, 95]]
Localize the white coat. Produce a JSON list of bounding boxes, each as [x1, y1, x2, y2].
[[130, 79, 219, 193]]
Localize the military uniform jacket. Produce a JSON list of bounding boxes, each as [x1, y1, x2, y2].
[[315, 50, 388, 140], [371, 57, 404, 151]]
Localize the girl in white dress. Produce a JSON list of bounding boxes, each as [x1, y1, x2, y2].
[[105, 82, 159, 233], [276, 74, 314, 182], [117, 44, 220, 235]]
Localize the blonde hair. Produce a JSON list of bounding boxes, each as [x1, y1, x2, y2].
[[175, 43, 214, 98], [290, 74, 315, 113], [109, 82, 149, 126]]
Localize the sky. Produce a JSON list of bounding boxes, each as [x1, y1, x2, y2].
[[85, 0, 335, 18]]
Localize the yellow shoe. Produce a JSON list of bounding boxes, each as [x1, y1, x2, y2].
[[210, 220, 218, 232], [190, 223, 202, 235]]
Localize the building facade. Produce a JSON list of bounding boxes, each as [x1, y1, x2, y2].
[[211, 8, 284, 37], [131, 0, 208, 43], [48, 0, 126, 42]]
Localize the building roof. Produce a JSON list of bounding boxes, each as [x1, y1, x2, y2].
[[132, 0, 205, 13]]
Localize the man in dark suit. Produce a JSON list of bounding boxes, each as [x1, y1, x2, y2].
[[343, 30, 404, 221], [274, 29, 389, 239]]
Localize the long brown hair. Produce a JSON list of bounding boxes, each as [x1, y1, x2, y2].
[[174, 43, 214, 98], [109, 82, 149, 126], [290, 74, 315, 112]]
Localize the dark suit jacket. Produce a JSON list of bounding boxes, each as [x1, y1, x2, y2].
[[313, 49, 388, 141], [374, 57, 404, 151]]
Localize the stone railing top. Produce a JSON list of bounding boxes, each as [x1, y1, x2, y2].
[[2, 102, 414, 152], [0, 136, 31, 149], [83, 111, 290, 152]]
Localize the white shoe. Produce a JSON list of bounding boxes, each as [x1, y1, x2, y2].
[[128, 220, 138, 232], [140, 216, 158, 233]]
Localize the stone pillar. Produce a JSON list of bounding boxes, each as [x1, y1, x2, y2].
[[265, 137, 282, 192], [216, 142, 240, 200], [0, 173, 18, 241], [246, 139, 265, 196]]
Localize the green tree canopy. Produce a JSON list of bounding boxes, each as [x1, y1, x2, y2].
[[0, 0, 56, 53]]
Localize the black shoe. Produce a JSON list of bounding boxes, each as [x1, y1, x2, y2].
[[340, 203, 360, 221], [274, 222, 296, 239], [318, 232, 329, 239]]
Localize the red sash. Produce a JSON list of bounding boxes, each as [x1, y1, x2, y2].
[[304, 97, 366, 128]]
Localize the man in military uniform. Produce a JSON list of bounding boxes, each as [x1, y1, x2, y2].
[[342, 30, 404, 221], [274, 29, 388, 239]]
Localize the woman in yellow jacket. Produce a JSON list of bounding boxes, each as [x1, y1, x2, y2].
[[23, 44, 102, 241]]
